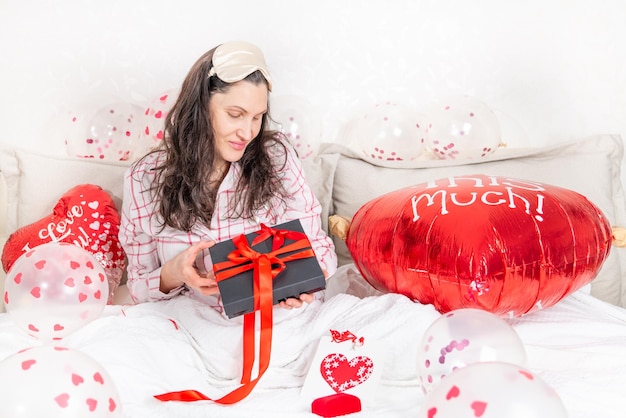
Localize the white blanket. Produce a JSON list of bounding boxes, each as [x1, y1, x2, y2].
[[1, 264, 626, 417]]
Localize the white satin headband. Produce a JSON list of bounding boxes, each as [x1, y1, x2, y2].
[[208, 41, 272, 91]]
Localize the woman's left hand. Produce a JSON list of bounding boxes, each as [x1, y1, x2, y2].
[[278, 293, 315, 309], [278, 269, 327, 309]]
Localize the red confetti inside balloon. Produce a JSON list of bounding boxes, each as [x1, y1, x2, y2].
[[346, 174, 613, 316], [424, 95, 501, 160], [343, 101, 427, 162], [271, 95, 322, 160], [136, 89, 178, 158]]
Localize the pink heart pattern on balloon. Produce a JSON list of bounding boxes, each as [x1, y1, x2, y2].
[[0, 346, 122, 416], [1, 184, 125, 303], [419, 362, 567, 417], [320, 353, 374, 393], [4, 242, 110, 341], [54, 393, 70, 408]]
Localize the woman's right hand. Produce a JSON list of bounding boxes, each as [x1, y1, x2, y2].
[[160, 240, 219, 296]]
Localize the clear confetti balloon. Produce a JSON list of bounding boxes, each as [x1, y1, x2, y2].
[[424, 96, 501, 160], [271, 95, 322, 160], [343, 101, 426, 162], [417, 308, 526, 394], [66, 102, 142, 161], [135, 88, 178, 158]]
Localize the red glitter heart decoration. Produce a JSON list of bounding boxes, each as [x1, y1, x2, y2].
[[320, 353, 374, 393]]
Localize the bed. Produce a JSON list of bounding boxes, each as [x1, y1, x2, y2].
[[1, 134, 626, 417]]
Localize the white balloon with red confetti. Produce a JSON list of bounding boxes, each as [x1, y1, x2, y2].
[[65, 102, 142, 161], [135, 89, 178, 158], [424, 95, 502, 160], [343, 101, 427, 162], [271, 95, 322, 160]]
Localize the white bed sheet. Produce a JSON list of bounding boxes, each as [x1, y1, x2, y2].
[[1, 264, 625, 418]]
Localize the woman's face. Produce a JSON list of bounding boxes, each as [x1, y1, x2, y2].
[[209, 80, 268, 168]]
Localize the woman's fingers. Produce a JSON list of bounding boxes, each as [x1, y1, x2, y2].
[[278, 293, 315, 309], [162, 240, 218, 293], [299, 293, 315, 303]]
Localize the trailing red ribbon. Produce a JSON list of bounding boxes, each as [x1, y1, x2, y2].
[[154, 226, 315, 404]]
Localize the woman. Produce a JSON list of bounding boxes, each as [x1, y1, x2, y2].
[[119, 41, 337, 310]]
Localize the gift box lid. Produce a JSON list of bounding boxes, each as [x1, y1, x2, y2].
[[210, 219, 326, 318]]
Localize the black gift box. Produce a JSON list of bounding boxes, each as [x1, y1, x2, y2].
[[210, 219, 326, 318]]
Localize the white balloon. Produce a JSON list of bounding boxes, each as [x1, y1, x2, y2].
[[4, 242, 108, 341], [418, 361, 568, 418], [0, 345, 123, 417]]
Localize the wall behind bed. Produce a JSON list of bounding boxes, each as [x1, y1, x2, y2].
[[0, 0, 625, 167]]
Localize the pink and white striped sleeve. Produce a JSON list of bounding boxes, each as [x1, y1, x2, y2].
[[118, 156, 184, 303]]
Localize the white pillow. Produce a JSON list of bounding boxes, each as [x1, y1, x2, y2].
[[0, 151, 132, 313], [322, 134, 626, 308], [0, 150, 131, 234], [0, 149, 338, 241], [300, 153, 339, 234]]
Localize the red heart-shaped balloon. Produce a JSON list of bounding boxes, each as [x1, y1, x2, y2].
[[346, 175, 613, 316], [1, 184, 125, 303]]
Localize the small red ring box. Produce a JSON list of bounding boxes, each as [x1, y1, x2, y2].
[[311, 393, 362, 417]]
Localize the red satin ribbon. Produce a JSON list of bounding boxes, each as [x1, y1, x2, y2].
[[251, 223, 308, 251], [154, 226, 315, 404]]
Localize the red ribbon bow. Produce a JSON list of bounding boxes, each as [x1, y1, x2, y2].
[[251, 223, 309, 251], [155, 224, 315, 404]]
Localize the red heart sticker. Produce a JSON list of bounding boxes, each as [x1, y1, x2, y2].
[[30, 287, 41, 298], [320, 353, 374, 393], [54, 393, 70, 408], [471, 401, 487, 417], [94, 372, 105, 384], [71, 373, 84, 386], [86, 398, 98, 411], [446, 385, 460, 400], [21, 359, 36, 370]]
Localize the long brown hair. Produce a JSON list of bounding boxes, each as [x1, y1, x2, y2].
[[139, 47, 288, 232]]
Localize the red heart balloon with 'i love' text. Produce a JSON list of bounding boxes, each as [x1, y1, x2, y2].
[[1, 184, 125, 303], [346, 174, 613, 316]]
